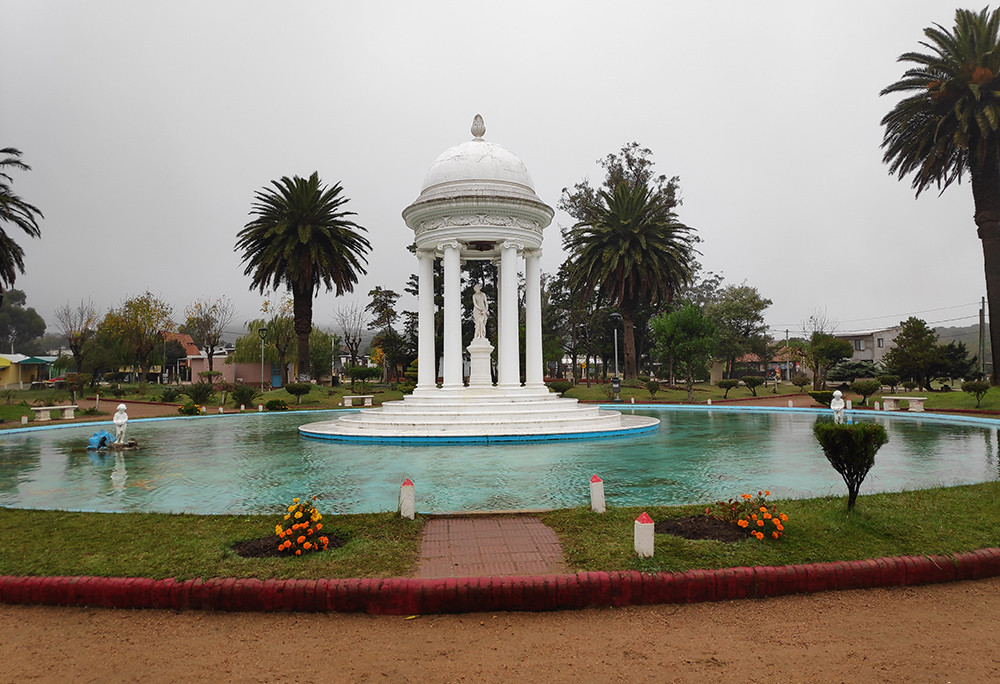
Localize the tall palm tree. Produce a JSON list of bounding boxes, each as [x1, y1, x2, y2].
[[881, 7, 1000, 383], [236, 172, 370, 381], [0, 148, 43, 306], [562, 181, 696, 379]]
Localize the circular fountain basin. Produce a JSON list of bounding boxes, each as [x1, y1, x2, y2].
[[1, 407, 997, 515]]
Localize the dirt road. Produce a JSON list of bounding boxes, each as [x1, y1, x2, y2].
[[2, 577, 998, 682]]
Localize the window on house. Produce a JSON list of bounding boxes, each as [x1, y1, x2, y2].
[[877, 338, 884, 348], [854, 339, 865, 351]]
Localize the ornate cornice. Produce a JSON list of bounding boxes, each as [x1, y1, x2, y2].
[[415, 214, 541, 237]]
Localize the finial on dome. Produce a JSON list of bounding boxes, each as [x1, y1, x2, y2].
[[471, 114, 486, 139]]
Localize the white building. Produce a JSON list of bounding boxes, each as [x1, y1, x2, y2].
[[834, 326, 901, 364]]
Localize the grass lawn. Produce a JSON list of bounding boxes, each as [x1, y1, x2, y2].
[[542, 482, 1000, 574], [0, 509, 423, 580], [2, 483, 997, 579], [561, 380, 791, 404]]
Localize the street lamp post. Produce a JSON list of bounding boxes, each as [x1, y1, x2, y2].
[[609, 312, 623, 401], [258, 327, 267, 393]]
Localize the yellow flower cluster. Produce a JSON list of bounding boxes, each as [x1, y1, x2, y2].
[[706, 490, 788, 541], [274, 496, 330, 555]]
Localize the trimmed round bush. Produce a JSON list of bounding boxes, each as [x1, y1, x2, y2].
[[547, 380, 573, 395]]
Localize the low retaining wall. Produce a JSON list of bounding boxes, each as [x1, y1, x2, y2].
[[2, 548, 999, 615]]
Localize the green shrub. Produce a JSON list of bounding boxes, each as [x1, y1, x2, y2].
[[813, 421, 889, 511], [717, 379, 738, 398], [850, 379, 881, 405], [791, 374, 811, 392], [404, 360, 418, 383], [265, 399, 289, 411], [230, 383, 262, 408], [158, 387, 182, 403], [178, 402, 202, 416], [902, 380, 919, 391], [645, 380, 661, 399], [877, 374, 899, 392], [284, 382, 313, 405], [109, 387, 127, 399], [742, 375, 765, 397], [808, 391, 835, 407], [184, 382, 215, 405], [346, 365, 382, 391], [547, 380, 573, 395], [962, 380, 991, 408]]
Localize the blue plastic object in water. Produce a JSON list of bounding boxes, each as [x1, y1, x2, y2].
[[87, 429, 117, 450]]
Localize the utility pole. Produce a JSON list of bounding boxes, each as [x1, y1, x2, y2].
[[981, 297, 986, 379]]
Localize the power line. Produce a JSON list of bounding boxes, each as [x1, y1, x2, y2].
[[769, 301, 983, 333]]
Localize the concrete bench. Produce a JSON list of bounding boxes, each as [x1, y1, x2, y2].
[[881, 396, 926, 412], [31, 405, 78, 421], [342, 395, 374, 407]]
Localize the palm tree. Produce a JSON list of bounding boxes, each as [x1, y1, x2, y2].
[[0, 148, 43, 305], [562, 181, 696, 379], [881, 7, 1000, 383], [236, 172, 370, 381]]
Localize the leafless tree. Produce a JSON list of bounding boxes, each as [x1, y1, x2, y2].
[[800, 308, 838, 338], [335, 301, 368, 368], [54, 299, 99, 372], [180, 297, 236, 372]]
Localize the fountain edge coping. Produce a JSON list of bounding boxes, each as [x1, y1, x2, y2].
[[2, 548, 998, 614]]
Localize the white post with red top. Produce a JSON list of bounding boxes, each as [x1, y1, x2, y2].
[[589, 474, 606, 513], [634, 511, 654, 557], [399, 478, 415, 520]]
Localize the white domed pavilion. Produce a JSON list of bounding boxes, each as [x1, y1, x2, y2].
[[300, 116, 658, 442]]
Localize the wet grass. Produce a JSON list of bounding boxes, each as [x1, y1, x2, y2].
[[541, 481, 1000, 574], [0, 509, 423, 580], [2, 483, 998, 579]]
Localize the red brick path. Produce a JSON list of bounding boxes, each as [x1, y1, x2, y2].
[[417, 516, 567, 578]]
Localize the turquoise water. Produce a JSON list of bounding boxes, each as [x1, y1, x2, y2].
[[0, 408, 997, 514]]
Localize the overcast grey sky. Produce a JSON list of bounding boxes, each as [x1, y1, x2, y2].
[[0, 0, 985, 343]]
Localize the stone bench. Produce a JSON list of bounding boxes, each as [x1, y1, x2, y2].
[[881, 396, 926, 412], [342, 395, 374, 407], [31, 405, 78, 421]]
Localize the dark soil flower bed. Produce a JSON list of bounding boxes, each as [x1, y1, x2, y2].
[[231, 531, 348, 558], [654, 515, 749, 542]]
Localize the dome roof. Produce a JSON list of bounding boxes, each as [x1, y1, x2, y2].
[[417, 115, 537, 199]]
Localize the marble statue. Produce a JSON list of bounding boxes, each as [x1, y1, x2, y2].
[[830, 390, 845, 424], [472, 283, 489, 340], [113, 403, 129, 444]]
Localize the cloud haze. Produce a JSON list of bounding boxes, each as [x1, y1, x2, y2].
[[1, 0, 982, 343]]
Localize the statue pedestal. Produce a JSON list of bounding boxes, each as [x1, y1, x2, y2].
[[467, 337, 494, 387]]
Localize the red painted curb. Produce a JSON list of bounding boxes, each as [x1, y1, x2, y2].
[[2, 548, 999, 615]]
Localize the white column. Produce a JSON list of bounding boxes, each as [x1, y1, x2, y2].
[[493, 256, 503, 384], [441, 241, 463, 389], [497, 241, 522, 388], [416, 250, 436, 392], [524, 249, 543, 388]]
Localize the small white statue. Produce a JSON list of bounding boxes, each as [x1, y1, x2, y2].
[[472, 283, 489, 340], [830, 390, 846, 424], [113, 403, 129, 444]]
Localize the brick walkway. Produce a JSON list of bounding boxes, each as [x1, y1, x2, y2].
[[416, 516, 568, 578]]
